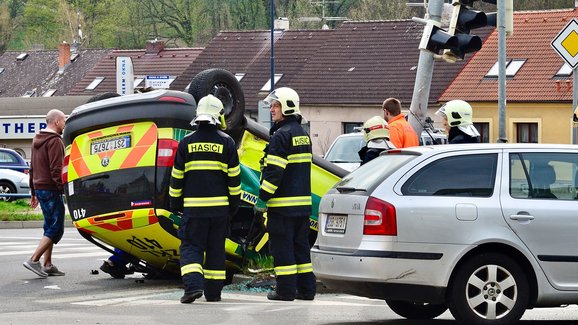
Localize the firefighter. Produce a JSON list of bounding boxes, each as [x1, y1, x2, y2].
[[254, 87, 316, 301], [435, 99, 480, 144], [358, 116, 395, 165], [170, 94, 241, 303]]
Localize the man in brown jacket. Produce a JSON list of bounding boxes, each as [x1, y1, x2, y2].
[[23, 109, 66, 277]]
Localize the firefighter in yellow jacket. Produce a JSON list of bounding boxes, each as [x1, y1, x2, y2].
[[254, 87, 315, 301], [170, 94, 241, 303]]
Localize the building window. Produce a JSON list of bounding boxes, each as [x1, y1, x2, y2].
[[42, 89, 57, 97], [554, 63, 573, 77], [474, 122, 490, 143], [260, 74, 283, 91], [485, 59, 526, 78], [22, 90, 36, 97], [16, 53, 29, 61], [85, 77, 104, 90], [516, 123, 538, 143], [343, 122, 362, 134], [134, 77, 144, 88]]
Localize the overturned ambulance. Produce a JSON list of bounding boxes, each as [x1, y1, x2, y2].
[[62, 69, 346, 280]]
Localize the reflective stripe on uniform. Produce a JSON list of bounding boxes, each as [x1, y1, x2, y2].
[[184, 160, 227, 173], [228, 165, 240, 177], [181, 263, 203, 276], [266, 155, 288, 169], [260, 179, 278, 194], [274, 264, 297, 276], [171, 168, 184, 179], [169, 187, 182, 197], [287, 153, 312, 164], [267, 196, 311, 207], [204, 269, 226, 280], [184, 196, 229, 207], [296, 263, 313, 274], [228, 185, 241, 196]]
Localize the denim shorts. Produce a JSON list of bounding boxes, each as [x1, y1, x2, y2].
[[35, 190, 65, 244]]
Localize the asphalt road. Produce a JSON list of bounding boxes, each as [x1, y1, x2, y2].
[[1, 228, 578, 325]]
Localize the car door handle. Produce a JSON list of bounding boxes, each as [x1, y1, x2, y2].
[[509, 214, 535, 221]]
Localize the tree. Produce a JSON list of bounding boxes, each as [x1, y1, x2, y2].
[[348, 0, 411, 21]]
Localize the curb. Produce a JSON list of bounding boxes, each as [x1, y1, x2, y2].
[[0, 220, 74, 229]]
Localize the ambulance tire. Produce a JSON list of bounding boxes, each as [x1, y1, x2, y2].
[[188, 69, 245, 143]]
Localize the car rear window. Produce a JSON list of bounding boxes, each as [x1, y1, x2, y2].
[[0, 151, 19, 163], [402, 153, 498, 197], [334, 153, 417, 192]]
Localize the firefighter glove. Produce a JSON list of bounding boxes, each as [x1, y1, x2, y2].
[[253, 198, 267, 213]]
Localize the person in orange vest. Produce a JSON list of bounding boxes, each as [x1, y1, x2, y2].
[[382, 97, 419, 148]]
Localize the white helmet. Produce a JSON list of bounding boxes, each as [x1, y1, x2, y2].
[[363, 116, 390, 143], [192, 94, 226, 130], [264, 87, 300, 116], [436, 99, 479, 137]]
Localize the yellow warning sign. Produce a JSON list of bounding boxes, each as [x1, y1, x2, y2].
[[552, 19, 578, 69]]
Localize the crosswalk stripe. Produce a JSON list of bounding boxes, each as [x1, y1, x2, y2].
[[52, 252, 111, 259], [0, 237, 107, 258]]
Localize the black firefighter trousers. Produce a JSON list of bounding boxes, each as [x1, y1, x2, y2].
[[268, 213, 316, 298], [179, 215, 227, 300]]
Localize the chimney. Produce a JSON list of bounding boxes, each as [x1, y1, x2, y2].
[[58, 41, 71, 74], [274, 17, 290, 31], [146, 39, 165, 54]]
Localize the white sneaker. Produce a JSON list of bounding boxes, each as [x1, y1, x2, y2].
[[23, 260, 48, 277]]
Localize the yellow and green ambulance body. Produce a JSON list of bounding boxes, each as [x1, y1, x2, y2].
[[63, 89, 346, 277]]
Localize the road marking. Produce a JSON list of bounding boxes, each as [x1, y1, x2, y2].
[[68, 291, 378, 307]]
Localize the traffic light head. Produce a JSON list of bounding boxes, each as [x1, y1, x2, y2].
[[419, 21, 458, 55], [443, 1, 488, 61]]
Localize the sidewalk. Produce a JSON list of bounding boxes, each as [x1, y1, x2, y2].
[[0, 203, 73, 229], [0, 219, 74, 229]]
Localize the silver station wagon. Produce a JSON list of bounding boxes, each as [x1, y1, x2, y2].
[[311, 143, 578, 325]]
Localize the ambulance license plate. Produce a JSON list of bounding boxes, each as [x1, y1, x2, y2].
[[325, 215, 347, 234], [91, 135, 131, 154]]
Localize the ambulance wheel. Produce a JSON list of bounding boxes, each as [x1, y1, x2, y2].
[[188, 68, 245, 142]]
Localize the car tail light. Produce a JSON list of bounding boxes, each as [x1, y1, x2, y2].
[[62, 155, 69, 184], [157, 139, 179, 167], [363, 196, 397, 236], [158, 96, 187, 103]]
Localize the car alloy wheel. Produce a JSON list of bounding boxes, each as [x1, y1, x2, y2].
[[0, 181, 16, 202], [448, 253, 529, 325]]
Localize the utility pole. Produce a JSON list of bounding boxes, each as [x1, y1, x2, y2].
[[408, 0, 445, 136], [496, 0, 508, 142]]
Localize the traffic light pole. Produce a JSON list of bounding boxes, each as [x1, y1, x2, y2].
[[408, 0, 445, 137]]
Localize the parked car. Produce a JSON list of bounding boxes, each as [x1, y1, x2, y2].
[[323, 129, 447, 172], [62, 69, 346, 280], [0, 169, 30, 201], [311, 143, 578, 325], [0, 148, 29, 174]]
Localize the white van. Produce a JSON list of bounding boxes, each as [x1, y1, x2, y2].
[[324, 130, 447, 172]]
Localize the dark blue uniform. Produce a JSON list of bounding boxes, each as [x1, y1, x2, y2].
[[259, 115, 315, 299], [170, 123, 240, 301], [448, 127, 480, 144]]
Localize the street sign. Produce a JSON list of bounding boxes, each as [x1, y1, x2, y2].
[[145, 75, 174, 89], [551, 18, 578, 69]]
